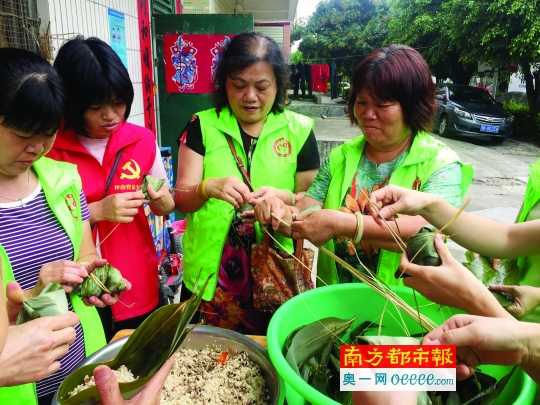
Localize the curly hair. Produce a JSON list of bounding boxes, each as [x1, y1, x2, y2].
[[212, 31, 290, 113], [348, 44, 436, 136]]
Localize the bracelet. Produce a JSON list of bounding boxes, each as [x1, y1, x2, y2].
[[352, 212, 364, 244], [196, 181, 209, 202], [200, 177, 212, 201], [283, 189, 295, 206]]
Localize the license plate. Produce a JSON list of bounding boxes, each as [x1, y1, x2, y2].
[[480, 125, 499, 133]]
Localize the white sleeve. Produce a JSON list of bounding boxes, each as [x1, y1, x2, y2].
[[148, 143, 168, 180]]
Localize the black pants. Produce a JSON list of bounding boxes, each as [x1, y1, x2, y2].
[[38, 392, 54, 405], [97, 304, 158, 342]]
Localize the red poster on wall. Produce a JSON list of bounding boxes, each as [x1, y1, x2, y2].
[[163, 34, 233, 94]]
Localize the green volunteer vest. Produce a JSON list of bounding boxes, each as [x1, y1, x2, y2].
[[0, 157, 106, 405], [517, 158, 540, 268], [317, 131, 474, 287], [182, 106, 314, 301]]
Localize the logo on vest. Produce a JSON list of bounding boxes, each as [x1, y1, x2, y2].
[[273, 138, 292, 157], [64, 193, 79, 221], [120, 159, 141, 180]]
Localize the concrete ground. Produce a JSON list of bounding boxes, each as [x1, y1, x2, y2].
[[288, 91, 540, 261]]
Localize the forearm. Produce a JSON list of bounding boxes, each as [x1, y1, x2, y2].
[[519, 322, 540, 383], [88, 201, 104, 224], [173, 183, 206, 213], [361, 215, 429, 251]]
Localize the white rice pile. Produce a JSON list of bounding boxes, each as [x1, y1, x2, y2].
[[160, 348, 270, 405], [68, 365, 137, 397]]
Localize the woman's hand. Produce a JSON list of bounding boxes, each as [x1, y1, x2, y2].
[[95, 356, 175, 405], [423, 315, 526, 381], [399, 234, 511, 318], [368, 185, 438, 228], [81, 260, 132, 308], [489, 285, 540, 319], [254, 197, 293, 232], [251, 186, 292, 204], [27, 260, 89, 298], [0, 312, 79, 386], [90, 191, 145, 223], [291, 210, 355, 246], [204, 177, 252, 209], [146, 184, 175, 216]]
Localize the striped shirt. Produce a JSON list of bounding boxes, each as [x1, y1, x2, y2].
[[0, 182, 90, 398]]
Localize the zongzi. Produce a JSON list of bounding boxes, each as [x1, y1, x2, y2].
[[141, 174, 165, 199], [79, 264, 126, 298]]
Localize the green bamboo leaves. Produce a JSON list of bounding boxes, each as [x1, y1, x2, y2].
[[463, 252, 519, 306], [407, 225, 441, 266], [17, 282, 68, 325], [79, 264, 126, 298], [141, 174, 165, 199], [235, 203, 254, 221], [57, 274, 210, 405]]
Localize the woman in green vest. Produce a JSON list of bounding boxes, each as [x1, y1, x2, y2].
[[255, 44, 473, 287], [0, 47, 131, 405], [174, 32, 320, 335]]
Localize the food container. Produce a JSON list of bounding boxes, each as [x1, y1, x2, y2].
[[53, 325, 284, 405], [266, 283, 536, 405]]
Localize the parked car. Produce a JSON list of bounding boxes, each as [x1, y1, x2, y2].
[[433, 83, 514, 143]]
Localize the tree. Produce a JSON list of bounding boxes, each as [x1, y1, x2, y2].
[[441, 0, 540, 137], [291, 0, 390, 77], [290, 50, 303, 64], [386, 0, 476, 84]]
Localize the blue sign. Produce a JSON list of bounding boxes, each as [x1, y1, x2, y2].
[[108, 9, 128, 69]]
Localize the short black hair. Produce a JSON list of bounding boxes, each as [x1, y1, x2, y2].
[[54, 36, 134, 136], [348, 44, 436, 136], [0, 48, 65, 137], [212, 31, 290, 113]]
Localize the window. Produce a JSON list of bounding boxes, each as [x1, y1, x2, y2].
[[0, 0, 40, 54]]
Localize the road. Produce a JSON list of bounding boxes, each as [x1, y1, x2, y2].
[[311, 116, 540, 260]]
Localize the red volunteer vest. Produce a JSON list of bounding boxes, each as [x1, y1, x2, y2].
[[48, 121, 159, 321]]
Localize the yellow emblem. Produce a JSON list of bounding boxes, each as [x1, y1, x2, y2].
[[120, 159, 141, 180]]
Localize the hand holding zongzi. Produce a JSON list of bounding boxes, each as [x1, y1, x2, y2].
[[27, 260, 89, 299], [91, 191, 145, 223], [399, 234, 512, 319], [143, 175, 175, 216]]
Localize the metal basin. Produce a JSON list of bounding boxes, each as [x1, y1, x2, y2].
[[52, 325, 283, 404]]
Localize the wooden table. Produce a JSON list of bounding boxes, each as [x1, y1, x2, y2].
[[112, 329, 267, 348]]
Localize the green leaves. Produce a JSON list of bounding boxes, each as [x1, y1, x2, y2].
[[17, 282, 68, 325], [407, 225, 441, 267], [57, 274, 210, 404], [79, 264, 126, 298], [463, 252, 519, 306], [141, 174, 165, 199]]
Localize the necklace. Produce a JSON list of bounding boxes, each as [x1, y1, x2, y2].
[[0, 171, 30, 207]]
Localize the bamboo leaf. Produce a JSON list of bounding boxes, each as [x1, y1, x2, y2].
[[141, 174, 165, 199], [57, 273, 210, 404], [284, 317, 354, 375], [354, 336, 422, 345], [407, 226, 441, 266], [17, 282, 68, 325], [464, 254, 519, 307]]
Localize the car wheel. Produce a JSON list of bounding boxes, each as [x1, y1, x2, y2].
[[491, 136, 505, 144], [438, 115, 449, 136]]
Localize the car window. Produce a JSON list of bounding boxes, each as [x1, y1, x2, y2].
[[447, 86, 496, 105]]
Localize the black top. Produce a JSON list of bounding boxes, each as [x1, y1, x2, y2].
[[177, 115, 320, 172]]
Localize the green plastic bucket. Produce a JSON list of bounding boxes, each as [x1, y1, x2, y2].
[[266, 284, 536, 405]]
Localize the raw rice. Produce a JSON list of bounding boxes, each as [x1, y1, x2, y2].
[[67, 365, 137, 397], [160, 348, 269, 405]]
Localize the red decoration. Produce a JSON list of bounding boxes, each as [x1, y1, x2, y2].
[[163, 34, 234, 94], [137, 0, 156, 134]]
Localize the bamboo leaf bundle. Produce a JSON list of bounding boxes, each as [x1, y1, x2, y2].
[[79, 264, 126, 298], [141, 174, 165, 199], [17, 282, 68, 325]]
